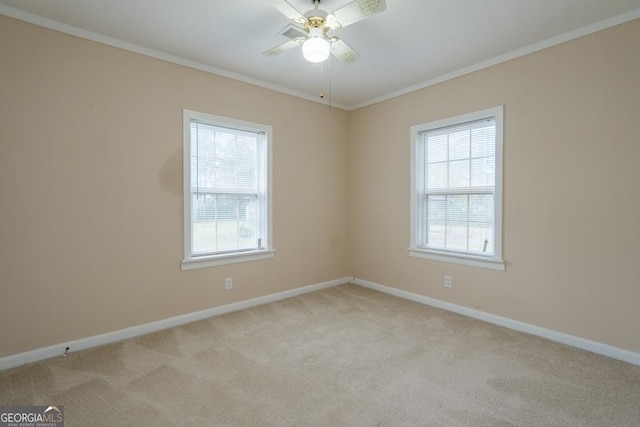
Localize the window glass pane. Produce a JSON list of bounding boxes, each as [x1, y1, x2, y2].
[[447, 195, 468, 223], [470, 157, 495, 187], [471, 124, 495, 158], [449, 159, 470, 188], [427, 162, 448, 189], [426, 195, 446, 221], [446, 222, 468, 251], [468, 222, 493, 254], [192, 194, 259, 255], [445, 195, 468, 251], [448, 130, 470, 161], [469, 194, 493, 223], [191, 124, 215, 190], [425, 194, 493, 253], [191, 123, 261, 192], [236, 136, 258, 190], [426, 196, 446, 248], [427, 134, 447, 163], [468, 195, 493, 254], [192, 193, 217, 254], [427, 221, 446, 248], [214, 131, 237, 190]]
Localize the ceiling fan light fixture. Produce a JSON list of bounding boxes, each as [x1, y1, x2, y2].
[[302, 28, 330, 63]]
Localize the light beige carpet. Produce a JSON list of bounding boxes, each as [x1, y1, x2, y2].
[[1, 284, 640, 426]]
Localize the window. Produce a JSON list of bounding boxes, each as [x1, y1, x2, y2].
[[410, 106, 504, 271], [182, 110, 273, 270]]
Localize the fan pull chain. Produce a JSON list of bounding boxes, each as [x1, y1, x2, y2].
[[319, 54, 332, 108], [327, 51, 332, 107], [320, 60, 324, 98]]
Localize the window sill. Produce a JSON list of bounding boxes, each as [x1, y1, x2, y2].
[[182, 249, 275, 271], [408, 248, 505, 271]]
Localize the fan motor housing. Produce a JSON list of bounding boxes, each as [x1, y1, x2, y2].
[[304, 7, 328, 29], [306, 16, 327, 29]]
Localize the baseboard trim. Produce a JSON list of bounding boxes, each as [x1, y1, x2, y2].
[[5, 276, 637, 370], [351, 277, 640, 366], [0, 277, 350, 371]]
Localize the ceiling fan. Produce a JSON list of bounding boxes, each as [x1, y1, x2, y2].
[[263, 0, 387, 64]]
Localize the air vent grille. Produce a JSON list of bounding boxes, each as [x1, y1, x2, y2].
[[280, 24, 306, 40]]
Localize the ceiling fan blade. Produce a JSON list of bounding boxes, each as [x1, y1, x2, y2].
[[266, 0, 307, 25], [328, 0, 386, 29], [262, 37, 305, 57], [330, 38, 360, 64]]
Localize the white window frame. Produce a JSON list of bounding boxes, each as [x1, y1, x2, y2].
[[409, 106, 505, 271], [182, 110, 274, 270]]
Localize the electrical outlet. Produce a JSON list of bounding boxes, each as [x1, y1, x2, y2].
[[444, 276, 452, 288], [225, 277, 233, 290]]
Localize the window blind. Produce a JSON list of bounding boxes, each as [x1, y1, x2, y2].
[[190, 121, 265, 256], [421, 118, 496, 256]]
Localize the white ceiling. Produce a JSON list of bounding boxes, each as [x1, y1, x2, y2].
[[2, 0, 640, 109]]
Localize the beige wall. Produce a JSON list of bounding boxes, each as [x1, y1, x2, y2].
[[348, 19, 640, 353], [0, 15, 349, 357], [2, 13, 639, 359]]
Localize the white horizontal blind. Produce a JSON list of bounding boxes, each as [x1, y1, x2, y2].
[[190, 121, 265, 256], [420, 118, 496, 256]]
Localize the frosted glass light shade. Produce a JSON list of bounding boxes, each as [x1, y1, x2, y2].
[[302, 36, 330, 63]]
